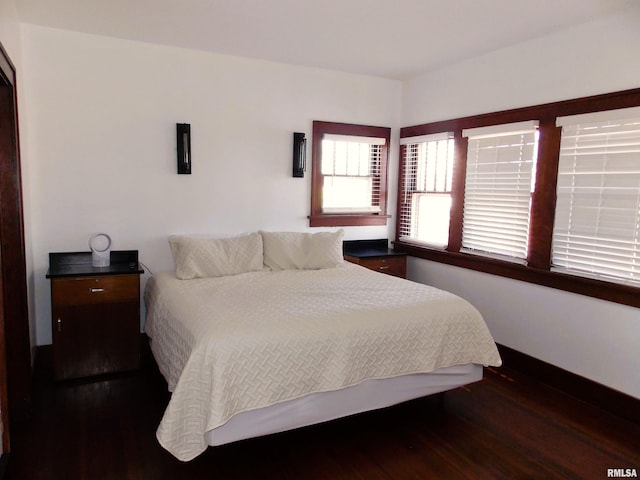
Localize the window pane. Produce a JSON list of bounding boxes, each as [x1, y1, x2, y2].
[[410, 193, 452, 247], [322, 176, 380, 213], [461, 126, 538, 261], [322, 139, 375, 177], [552, 111, 640, 285], [398, 137, 454, 247], [321, 139, 383, 213]]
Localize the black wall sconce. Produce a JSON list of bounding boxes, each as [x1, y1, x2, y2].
[[177, 123, 191, 174], [293, 132, 306, 178]]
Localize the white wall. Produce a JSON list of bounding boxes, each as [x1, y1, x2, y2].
[[403, 8, 640, 125], [20, 25, 402, 346], [402, 8, 640, 399], [0, 0, 21, 60]]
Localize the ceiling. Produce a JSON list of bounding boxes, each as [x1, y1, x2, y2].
[[14, 0, 639, 79]]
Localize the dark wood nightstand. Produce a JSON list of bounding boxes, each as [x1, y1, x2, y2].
[[343, 239, 407, 279], [46, 251, 143, 380]]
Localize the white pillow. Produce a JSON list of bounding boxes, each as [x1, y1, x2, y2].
[[169, 233, 264, 279], [261, 230, 344, 270], [168, 233, 244, 259]]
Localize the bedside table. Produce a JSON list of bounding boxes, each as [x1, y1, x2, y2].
[[343, 239, 407, 279], [46, 250, 143, 380]]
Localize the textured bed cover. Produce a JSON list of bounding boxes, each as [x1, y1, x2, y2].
[[144, 263, 502, 461]]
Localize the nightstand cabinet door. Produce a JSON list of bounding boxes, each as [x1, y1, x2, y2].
[[51, 274, 140, 380]]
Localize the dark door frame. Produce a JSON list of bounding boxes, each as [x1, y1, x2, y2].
[[0, 41, 32, 455]]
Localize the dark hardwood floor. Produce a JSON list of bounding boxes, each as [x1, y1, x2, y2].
[[7, 344, 640, 480]]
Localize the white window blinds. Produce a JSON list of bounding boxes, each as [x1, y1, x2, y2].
[[461, 121, 539, 261], [321, 137, 384, 213], [398, 133, 454, 248], [552, 107, 640, 285]]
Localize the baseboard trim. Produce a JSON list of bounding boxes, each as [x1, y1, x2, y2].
[[496, 344, 639, 424]]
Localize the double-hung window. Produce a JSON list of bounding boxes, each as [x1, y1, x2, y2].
[[398, 133, 455, 248], [310, 121, 390, 227], [321, 134, 385, 214], [395, 87, 640, 308], [461, 122, 539, 261], [552, 107, 640, 286]]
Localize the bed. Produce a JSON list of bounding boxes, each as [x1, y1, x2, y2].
[[144, 231, 502, 461]]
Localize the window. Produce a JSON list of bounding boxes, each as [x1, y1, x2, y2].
[[310, 121, 390, 227], [461, 122, 539, 261], [552, 107, 640, 286], [395, 87, 640, 308], [398, 133, 455, 248], [321, 135, 384, 214]]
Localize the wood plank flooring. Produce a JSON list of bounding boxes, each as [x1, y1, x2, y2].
[[7, 345, 640, 480]]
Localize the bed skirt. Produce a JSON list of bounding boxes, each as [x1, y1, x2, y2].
[[205, 363, 482, 446]]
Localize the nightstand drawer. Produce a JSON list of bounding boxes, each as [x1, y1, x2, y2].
[[52, 274, 139, 305], [358, 257, 406, 277], [345, 255, 407, 278]]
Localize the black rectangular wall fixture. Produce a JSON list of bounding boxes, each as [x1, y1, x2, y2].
[[177, 123, 191, 174], [293, 132, 306, 178]]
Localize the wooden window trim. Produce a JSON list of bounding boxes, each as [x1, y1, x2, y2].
[[309, 121, 391, 227], [395, 87, 640, 308]]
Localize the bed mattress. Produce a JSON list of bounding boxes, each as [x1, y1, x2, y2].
[[145, 264, 501, 461]]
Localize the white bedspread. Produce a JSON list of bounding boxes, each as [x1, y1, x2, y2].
[[144, 264, 501, 461]]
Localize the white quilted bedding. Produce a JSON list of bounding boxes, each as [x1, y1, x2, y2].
[[144, 264, 501, 461]]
